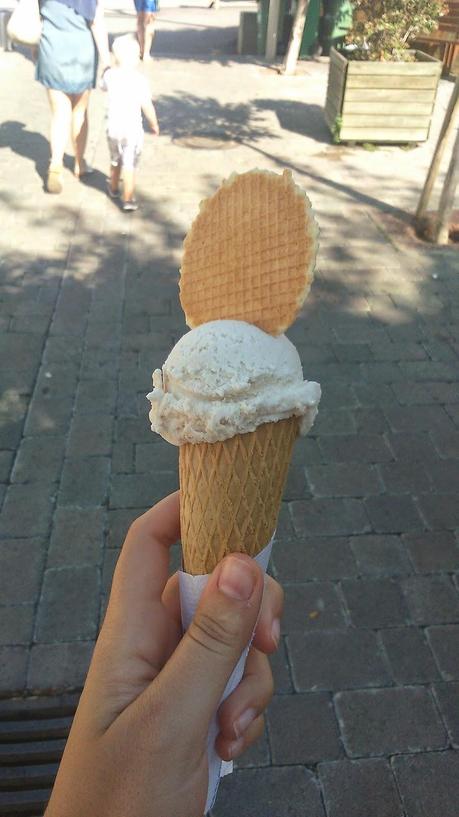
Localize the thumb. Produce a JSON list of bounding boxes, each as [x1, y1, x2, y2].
[[154, 553, 264, 737]]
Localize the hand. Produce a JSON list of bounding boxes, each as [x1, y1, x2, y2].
[[150, 122, 160, 135], [45, 492, 283, 817]]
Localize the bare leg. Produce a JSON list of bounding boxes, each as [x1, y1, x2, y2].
[[123, 169, 136, 202], [110, 163, 121, 194], [137, 12, 145, 59], [137, 12, 155, 60], [47, 88, 72, 169], [71, 90, 91, 176]]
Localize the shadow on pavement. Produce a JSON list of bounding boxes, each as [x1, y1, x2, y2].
[[253, 99, 331, 144]]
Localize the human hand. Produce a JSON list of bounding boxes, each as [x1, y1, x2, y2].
[[45, 492, 283, 817], [150, 121, 160, 135]]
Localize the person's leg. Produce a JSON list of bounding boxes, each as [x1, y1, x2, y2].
[[137, 12, 146, 60], [71, 90, 91, 177], [46, 89, 72, 192], [47, 89, 72, 167], [143, 13, 155, 61], [110, 163, 122, 195], [123, 169, 136, 203]]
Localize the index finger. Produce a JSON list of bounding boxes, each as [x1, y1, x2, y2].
[[109, 491, 181, 617]]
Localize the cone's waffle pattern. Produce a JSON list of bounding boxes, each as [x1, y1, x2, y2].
[[180, 417, 298, 575], [180, 169, 319, 336]]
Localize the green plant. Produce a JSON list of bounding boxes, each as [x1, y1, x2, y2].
[[345, 0, 448, 61], [332, 114, 342, 143]]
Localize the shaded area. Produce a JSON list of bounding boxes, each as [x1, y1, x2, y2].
[[254, 99, 331, 144]]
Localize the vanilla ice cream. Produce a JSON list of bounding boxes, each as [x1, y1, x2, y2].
[[147, 320, 321, 446]]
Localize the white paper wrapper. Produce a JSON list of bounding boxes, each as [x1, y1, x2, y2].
[[178, 536, 274, 815]]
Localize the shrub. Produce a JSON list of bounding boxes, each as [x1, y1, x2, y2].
[[345, 0, 448, 61]]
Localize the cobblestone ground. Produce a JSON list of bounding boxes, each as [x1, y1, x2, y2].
[[1, 6, 459, 816]]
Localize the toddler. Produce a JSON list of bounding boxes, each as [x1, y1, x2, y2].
[[102, 34, 159, 211]]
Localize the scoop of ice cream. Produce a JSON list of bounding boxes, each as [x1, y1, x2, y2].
[[147, 320, 321, 445]]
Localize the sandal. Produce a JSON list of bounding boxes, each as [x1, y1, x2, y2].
[[46, 166, 63, 194]]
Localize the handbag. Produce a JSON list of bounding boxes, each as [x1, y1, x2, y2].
[[7, 0, 42, 46]]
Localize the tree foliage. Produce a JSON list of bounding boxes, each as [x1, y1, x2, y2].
[[346, 0, 448, 61]]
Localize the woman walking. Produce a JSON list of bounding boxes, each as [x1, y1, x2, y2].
[[134, 0, 157, 61], [37, 0, 110, 193]]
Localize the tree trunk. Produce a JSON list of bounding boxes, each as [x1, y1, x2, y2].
[[433, 127, 459, 245], [416, 77, 459, 222], [282, 0, 310, 75]]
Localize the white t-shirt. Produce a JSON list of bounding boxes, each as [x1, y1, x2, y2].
[[102, 67, 151, 143]]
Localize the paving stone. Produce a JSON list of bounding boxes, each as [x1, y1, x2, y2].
[[0, 539, 45, 605], [427, 459, 459, 493], [353, 408, 389, 433], [27, 641, 94, 692], [75, 379, 117, 415], [381, 627, 440, 684], [269, 638, 293, 694], [0, 418, 25, 449], [268, 693, 341, 764], [107, 508, 143, 548], [371, 341, 426, 363], [377, 460, 431, 494], [36, 566, 100, 642], [403, 531, 459, 573], [350, 534, 412, 576], [109, 471, 178, 508], [446, 404, 459, 427], [312, 410, 356, 435], [212, 767, 326, 817], [383, 405, 455, 433], [0, 604, 34, 645], [319, 383, 358, 411], [283, 583, 346, 632], [385, 433, 440, 463], [283, 464, 310, 501], [290, 498, 369, 538], [115, 417, 153, 444], [431, 429, 459, 458], [59, 458, 110, 506], [234, 730, 270, 770], [418, 494, 459, 530], [392, 751, 459, 817], [335, 687, 447, 757], [318, 434, 393, 463], [306, 463, 382, 497], [319, 758, 403, 817], [0, 483, 54, 537], [353, 383, 394, 406], [332, 343, 372, 362], [291, 436, 323, 465], [24, 395, 74, 436], [288, 630, 391, 692], [34, 363, 79, 398], [402, 576, 459, 625], [364, 495, 424, 534], [433, 683, 459, 747], [0, 333, 43, 371], [43, 335, 84, 366], [272, 536, 357, 582], [399, 361, 458, 382], [67, 414, 113, 458], [48, 507, 105, 567], [0, 450, 13, 481], [0, 646, 28, 694], [135, 441, 178, 472], [112, 442, 135, 474], [427, 625, 459, 680], [102, 548, 120, 595], [341, 578, 409, 628], [11, 435, 65, 483]]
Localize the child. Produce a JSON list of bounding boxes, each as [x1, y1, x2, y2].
[[102, 34, 159, 211]]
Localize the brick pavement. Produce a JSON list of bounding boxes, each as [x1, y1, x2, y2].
[[1, 6, 459, 815]]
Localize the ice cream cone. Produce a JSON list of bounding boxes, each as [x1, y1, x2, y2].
[[179, 416, 299, 575]]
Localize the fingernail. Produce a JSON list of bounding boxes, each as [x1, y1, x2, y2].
[[271, 618, 280, 647], [234, 707, 257, 738], [218, 557, 256, 601]]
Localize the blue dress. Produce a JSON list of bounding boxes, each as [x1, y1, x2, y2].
[[37, 0, 97, 94]]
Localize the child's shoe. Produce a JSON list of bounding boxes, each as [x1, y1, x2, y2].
[[123, 199, 138, 212], [106, 180, 120, 199]]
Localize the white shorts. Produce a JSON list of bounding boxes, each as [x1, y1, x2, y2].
[[108, 136, 142, 171]]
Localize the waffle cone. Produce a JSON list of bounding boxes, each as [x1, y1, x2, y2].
[[180, 417, 299, 575]]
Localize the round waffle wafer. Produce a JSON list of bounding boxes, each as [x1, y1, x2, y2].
[[179, 169, 319, 335]]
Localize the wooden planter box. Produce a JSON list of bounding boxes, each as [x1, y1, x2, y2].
[[324, 47, 442, 143]]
